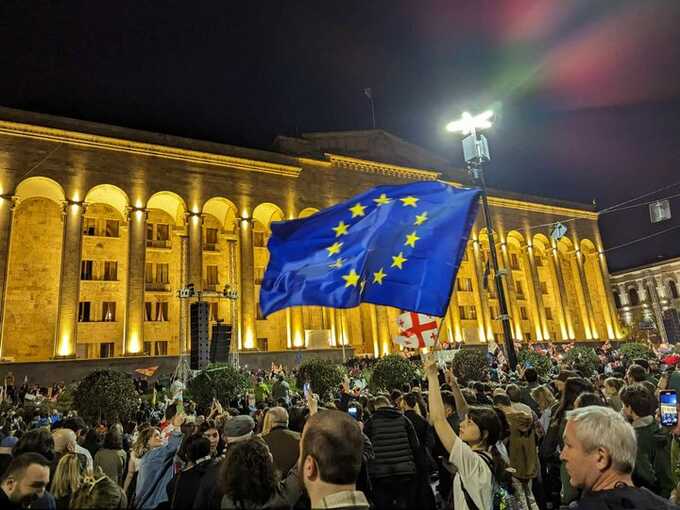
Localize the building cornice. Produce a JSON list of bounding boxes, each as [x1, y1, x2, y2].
[[610, 257, 680, 281], [0, 120, 302, 178], [485, 196, 599, 220], [325, 153, 441, 181]]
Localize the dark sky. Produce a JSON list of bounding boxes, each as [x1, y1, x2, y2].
[[1, 1, 679, 272]]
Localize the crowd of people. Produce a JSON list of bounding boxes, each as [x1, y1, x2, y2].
[[1, 343, 680, 509]]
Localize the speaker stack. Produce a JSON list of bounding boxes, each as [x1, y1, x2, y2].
[[190, 301, 210, 370], [210, 323, 232, 363]]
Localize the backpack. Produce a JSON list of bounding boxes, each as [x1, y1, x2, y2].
[[505, 411, 539, 481], [460, 451, 520, 510]]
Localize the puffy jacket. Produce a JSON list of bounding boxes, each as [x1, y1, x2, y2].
[[363, 406, 419, 479]]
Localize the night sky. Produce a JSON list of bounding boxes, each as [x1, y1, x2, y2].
[[1, 1, 679, 272]]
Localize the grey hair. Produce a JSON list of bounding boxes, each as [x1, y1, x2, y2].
[[565, 406, 636, 474], [267, 407, 289, 427]]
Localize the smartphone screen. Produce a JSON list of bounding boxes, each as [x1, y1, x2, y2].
[[303, 383, 310, 398], [660, 390, 678, 427], [348, 406, 358, 419]]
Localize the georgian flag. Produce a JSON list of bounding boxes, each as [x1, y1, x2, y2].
[[395, 312, 439, 349]]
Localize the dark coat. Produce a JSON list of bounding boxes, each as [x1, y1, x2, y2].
[[167, 459, 213, 510], [363, 406, 419, 480], [262, 427, 300, 477]]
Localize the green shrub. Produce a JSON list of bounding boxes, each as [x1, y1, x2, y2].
[[73, 370, 139, 424], [517, 349, 552, 378], [617, 342, 656, 363], [187, 363, 250, 413], [297, 358, 345, 402], [563, 346, 599, 376], [370, 355, 418, 392], [451, 349, 489, 383]]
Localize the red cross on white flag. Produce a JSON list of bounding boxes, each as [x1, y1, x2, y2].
[[395, 311, 439, 349]]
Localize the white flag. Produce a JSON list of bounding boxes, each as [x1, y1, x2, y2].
[[395, 311, 439, 348]]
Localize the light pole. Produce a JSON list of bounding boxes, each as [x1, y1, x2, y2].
[[446, 111, 518, 370]]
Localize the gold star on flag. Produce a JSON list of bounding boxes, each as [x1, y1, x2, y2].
[[326, 242, 343, 256], [373, 193, 391, 206], [342, 269, 360, 288], [332, 221, 349, 237], [349, 203, 367, 218], [391, 252, 407, 269], [404, 231, 420, 248], [372, 268, 386, 284], [414, 211, 428, 225], [400, 196, 418, 207], [328, 258, 344, 269]]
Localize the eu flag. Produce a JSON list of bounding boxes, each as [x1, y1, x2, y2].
[[260, 181, 481, 318]]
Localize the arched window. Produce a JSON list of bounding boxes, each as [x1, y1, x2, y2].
[[613, 291, 622, 309], [628, 287, 640, 306], [669, 280, 679, 300]]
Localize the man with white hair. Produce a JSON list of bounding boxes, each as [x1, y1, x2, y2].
[[560, 406, 678, 509], [263, 406, 300, 475]]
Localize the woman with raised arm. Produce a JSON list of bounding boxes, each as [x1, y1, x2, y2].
[[423, 353, 510, 510]]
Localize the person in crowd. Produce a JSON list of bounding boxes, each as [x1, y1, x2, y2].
[[218, 437, 302, 509], [627, 364, 648, 385], [271, 375, 290, 406], [261, 407, 300, 476], [299, 410, 370, 509], [520, 367, 542, 415], [0, 453, 51, 510], [507, 384, 537, 417], [424, 354, 512, 510], [0, 436, 18, 477], [166, 435, 213, 510], [363, 395, 424, 509], [70, 470, 127, 509], [531, 384, 557, 434], [82, 429, 102, 460], [254, 377, 270, 405], [603, 377, 625, 411], [432, 389, 462, 505], [574, 392, 606, 409], [94, 431, 126, 487], [51, 453, 88, 510], [473, 382, 493, 406], [193, 415, 257, 510], [60, 417, 94, 471], [135, 412, 185, 509], [561, 405, 678, 509], [620, 383, 674, 496], [199, 419, 224, 458]]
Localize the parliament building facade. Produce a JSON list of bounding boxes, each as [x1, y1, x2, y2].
[[0, 108, 622, 362]]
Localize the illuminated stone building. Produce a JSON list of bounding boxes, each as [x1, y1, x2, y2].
[[0, 108, 622, 362], [610, 257, 680, 343]]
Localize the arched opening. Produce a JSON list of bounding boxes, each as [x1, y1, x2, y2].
[[558, 237, 585, 339], [533, 233, 562, 340], [3, 177, 66, 360], [298, 207, 319, 219], [669, 280, 679, 300], [580, 239, 609, 339], [506, 231, 533, 341], [628, 287, 640, 306], [84, 184, 129, 219]]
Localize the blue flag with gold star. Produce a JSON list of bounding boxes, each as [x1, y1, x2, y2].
[[259, 181, 481, 318]]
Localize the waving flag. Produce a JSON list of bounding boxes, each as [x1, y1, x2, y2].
[[396, 311, 439, 348], [260, 181, 480, 317]]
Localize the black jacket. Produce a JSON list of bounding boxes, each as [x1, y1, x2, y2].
[[363, 406, 419, 479], [575, 486, 680, 510], [167, 459, 213, 510]]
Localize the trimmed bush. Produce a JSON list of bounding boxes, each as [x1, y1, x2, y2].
[[297, 358, 345, 402], [370, 354, 417, 392], [187, 363, 250, 413], [617, 342, 655, 363], [451, 349, 489, 383], [517, 349, 552, 378], [73, 370, 139, 424], [563, 346, 599, 376]]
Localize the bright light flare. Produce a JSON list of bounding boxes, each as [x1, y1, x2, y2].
[[446, 110, 494, 135]]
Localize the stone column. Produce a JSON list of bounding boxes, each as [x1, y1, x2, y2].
[[470, 240, 490, 343], [648, 277, 668, 343], [180, 235, 189, 353], [55, 200, 85, 358], [574, 249, 596, 339], [617, 283, 629, 306], [525, 244, 548, 341], [0, 196, 16, 358], [596, 251, 618, 339], [238, 217, 256, 349], [369, 305, 380, 357], [500, 243, 523, 340], [551, 244, 573, 340], [187, 213, 203, 292], [292, 307, 305, 348], [125, 207, 147, 355]]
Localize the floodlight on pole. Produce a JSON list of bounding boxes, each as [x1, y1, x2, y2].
[[445, 109, 518, 371]]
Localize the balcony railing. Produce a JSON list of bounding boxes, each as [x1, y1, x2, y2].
[[145, 282, 171, 292], [146, 239, 171, 249]]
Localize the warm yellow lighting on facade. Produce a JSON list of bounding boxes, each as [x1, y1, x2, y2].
[[128, 332, 142, 354], [243, 327, 255, 349], [58, 335, 73, 357]]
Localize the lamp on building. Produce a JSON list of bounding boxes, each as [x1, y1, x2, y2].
[[446, 109, 518, 370]]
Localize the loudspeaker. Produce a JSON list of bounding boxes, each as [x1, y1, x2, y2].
[[210, 323, 232, 363], [663, 309, 680, 344], [190, 302, 210, 370]]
